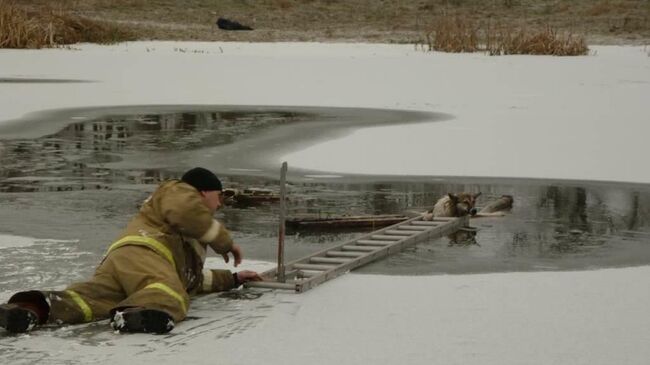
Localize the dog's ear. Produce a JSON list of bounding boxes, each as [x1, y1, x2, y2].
[[447, 193, 458, 202]]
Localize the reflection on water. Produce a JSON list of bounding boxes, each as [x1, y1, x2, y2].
[[0, 110, 306, 192], [355, 183, 650, 275], [0, 107, 649, 291]]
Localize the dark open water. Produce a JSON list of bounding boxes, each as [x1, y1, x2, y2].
[[0, 106, 649, 295]]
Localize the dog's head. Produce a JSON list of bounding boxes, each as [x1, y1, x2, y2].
[[448, 192, 481, 216]]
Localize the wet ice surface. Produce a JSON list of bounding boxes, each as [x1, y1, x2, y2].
[[0, 258, 279, 362], [0, 234, 40, 248], [0, 106, 649, 352], [0, 287, 287, 364], [0, 237, 87, 295]]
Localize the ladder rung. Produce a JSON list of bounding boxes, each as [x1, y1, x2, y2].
[[310, 257, 351, 264], [396, 226, 429, 231], [293, 263, 336, 271], [327, 251, 365, 258], [283, 269, 300, 278], [371, 235, 403, 241], [297, 270, 321, 278], [342, 245, 379, 252], [385, 230, 417, 236], [356, 240, 392, 246], [411, 221, 441, 226]]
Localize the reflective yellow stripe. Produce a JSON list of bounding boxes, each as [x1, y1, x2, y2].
[[145, 283, 187, 314], [65, 290, 93, 322], [106, 235, 176, 270]]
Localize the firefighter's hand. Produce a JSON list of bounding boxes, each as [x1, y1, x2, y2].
[[237, 270, 263, 283], [221, 243, 243, 267]]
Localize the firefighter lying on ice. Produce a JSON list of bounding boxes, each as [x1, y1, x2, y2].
[[0, 167, 262, 334]]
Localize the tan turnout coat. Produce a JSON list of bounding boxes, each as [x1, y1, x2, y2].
[[15, 180, 237, 325]]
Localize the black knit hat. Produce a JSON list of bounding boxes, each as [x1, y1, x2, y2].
[[181, 167, 223, 192]]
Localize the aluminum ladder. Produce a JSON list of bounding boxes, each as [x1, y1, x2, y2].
[[246, 215, 468, 293]]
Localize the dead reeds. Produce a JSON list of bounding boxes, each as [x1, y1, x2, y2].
[[423, 15, 589, 56], [425, 16, 479, 53], [487, 25, 588, 56], [0, 1, 43, 48], [0, 0, 134, 49]]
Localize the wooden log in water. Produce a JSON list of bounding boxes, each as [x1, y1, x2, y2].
[[478, 195, 514, 214], [286, 214, 409, 230], [223, 188, 281, 206]]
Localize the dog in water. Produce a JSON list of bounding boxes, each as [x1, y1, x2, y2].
[[422, 193, 513, 220], [422, 192, 482, 220]]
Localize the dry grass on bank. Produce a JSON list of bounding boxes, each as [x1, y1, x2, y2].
[[6, 0, 650, 46], [2, 1, 646, 49], [424, 17, 589, 56], [0, 0, 134, 49], [487, 26, 588, 56], [425, 17, 479, 53]]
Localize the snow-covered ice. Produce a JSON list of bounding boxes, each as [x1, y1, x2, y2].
[[1, 42, 649, 364]]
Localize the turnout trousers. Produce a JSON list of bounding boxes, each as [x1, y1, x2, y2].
[[9, 245, 189, 325]]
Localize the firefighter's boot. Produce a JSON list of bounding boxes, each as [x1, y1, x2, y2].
[[111, 307, 174, 334], [0, 303, 39, 333]]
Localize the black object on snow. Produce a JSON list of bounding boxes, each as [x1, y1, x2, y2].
[[216, 18, 253, 31]]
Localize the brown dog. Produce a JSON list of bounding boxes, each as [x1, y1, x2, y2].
[[422, 192, 482, 220]]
